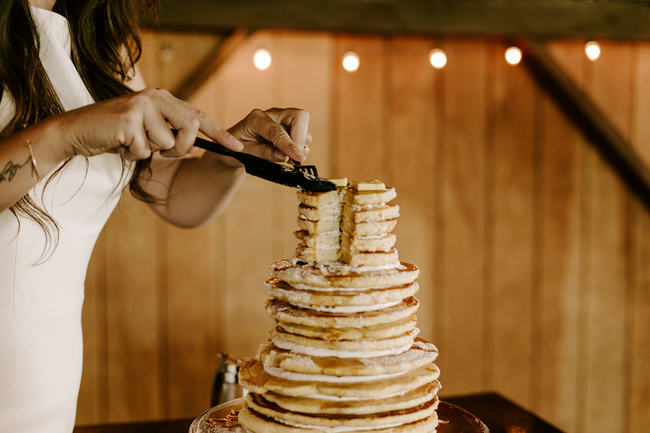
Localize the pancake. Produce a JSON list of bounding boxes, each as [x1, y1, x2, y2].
[[339, 248, 399, 267], [262, 381, 441, 415], [246, 392, 438, 428], [297, 189, 341, 208], [239, 407, 439, 433], [345, 188, 397, 207], [266, 297, 420, 329], [239, 359, 440, 399], [341, 218, 398, 238], [271, 260, 419, 289], [340, 232, 396, 254], [299, 204, 341, 221], [342, 204, 400, 223], [276, 316, 417, 341], [271, 326, 419, 353], [296, 244, 340, 262], [295, 230, 341, 250], [263, 279, 419, 306], [298, 216, 340, 233], [257, 339, 438, 376]]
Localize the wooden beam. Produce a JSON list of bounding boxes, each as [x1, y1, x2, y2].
[[518, 38, 650, 210], [149, 0, 650, 40], [173, 29, 250, 100]]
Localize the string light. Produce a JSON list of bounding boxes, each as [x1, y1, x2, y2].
[[429, 48, 447, 69], [585, 41, 601, 61], [159, 43, 175, 63], [505, 46, 522, 65], [253, 48, 272, 71], [342, 51, 360, 72]]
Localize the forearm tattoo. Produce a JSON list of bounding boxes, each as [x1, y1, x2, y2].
[[0, 157, 31, 184]]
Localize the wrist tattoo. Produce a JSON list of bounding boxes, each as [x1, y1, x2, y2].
[[0, 157, 31, 184]]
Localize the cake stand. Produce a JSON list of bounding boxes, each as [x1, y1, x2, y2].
[[189, 397, 489, 433]]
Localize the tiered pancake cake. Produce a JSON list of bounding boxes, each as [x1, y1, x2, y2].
[[239, 179, 441, 433]]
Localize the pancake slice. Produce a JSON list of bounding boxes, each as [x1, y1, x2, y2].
[[341, 232, 396, 254], [296, 244, 340, 262], [339, 249, 399, 267], [342, 204, 400, 224], [298, 216, 340, 233], [346, 188, 397, 207], [299, 203, 341, 221], [297, 189, 341, 208], [295, 230, 341, 250], [341, 218, 398, 238]]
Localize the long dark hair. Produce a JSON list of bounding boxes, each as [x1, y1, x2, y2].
[[0, 0, 158, 256]]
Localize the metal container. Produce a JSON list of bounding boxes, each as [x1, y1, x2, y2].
[[211, 353, 246, 407]]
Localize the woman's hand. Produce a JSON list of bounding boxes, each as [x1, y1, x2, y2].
[[227, 108, 311, 163], [60, 88, 243, 160], [143, 107, 311, 228]]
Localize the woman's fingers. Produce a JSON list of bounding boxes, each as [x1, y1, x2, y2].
[[265, 108, 310, 161], [236, 108, 309, 162], [142, 107, 176, 152], [143, 89, 201, 157], [150, 89, 243, 156], [196, 110, 244, 152], [240, 141, 287, 162], [121, 127, 151, 161], [74, 89, 310, 163]]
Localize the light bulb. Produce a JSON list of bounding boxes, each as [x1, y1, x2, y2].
[[253, 48, 272, 71], [159, 44, 175, 63], [505, 46, 522, 65], [429, 49, 447, 69], [585, 41, 601, 61], [342, 51, 360, 72]]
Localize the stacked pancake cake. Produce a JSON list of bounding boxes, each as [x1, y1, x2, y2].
[[239, 179, 441, 433]]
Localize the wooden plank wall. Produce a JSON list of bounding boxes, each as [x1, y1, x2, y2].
[[77, 31, 650, 433]]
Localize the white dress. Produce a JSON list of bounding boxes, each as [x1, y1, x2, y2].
[[0, 7, 127, 433]]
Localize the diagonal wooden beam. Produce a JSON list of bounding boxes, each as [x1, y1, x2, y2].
[[518, 38, 650, 210], [173, 28, 250, 100]]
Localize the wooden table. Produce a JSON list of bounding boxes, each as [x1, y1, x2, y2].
[[73, 392, 563, 433]]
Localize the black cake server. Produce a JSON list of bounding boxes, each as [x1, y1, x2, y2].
[[192, 136, 336, 193]]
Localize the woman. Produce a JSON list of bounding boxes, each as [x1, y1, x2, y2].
[[0, 1, 311, 432]]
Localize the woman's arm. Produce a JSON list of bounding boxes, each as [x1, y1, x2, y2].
[[0, 117, 68, 212], [0, 88, 243, 213], [136, 151, 246, 228]]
